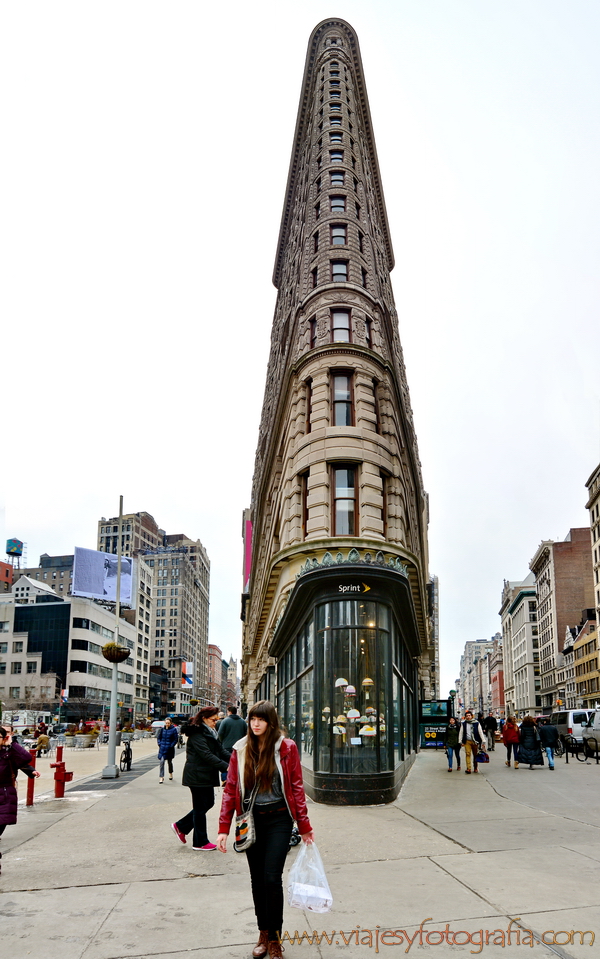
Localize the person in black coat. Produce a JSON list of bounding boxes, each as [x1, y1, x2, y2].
[[482, 713, 498, 751], [538, 719, 559, 770], [518, 715, 544, 768], [171, 707, 231, 850]]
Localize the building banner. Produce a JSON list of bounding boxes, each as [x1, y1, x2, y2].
[[182, 662, 193, 688], [72, 546, 134, 605]]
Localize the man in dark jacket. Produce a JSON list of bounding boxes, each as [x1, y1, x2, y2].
[[482, 712, 498, 751], [218, 707, 247, 751], [218, 707, 247, 782], [538, 719, 559, 770]]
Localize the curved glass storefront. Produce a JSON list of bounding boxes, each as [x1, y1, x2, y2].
[[274, 592, 418, 804]]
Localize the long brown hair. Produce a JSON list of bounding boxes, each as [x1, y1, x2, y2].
[[244, 701, 283, 793]]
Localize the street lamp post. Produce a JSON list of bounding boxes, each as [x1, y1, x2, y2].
[[101, 495, 127, 779]]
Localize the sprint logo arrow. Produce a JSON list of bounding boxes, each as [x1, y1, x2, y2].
[[362, 583, 371, 592]]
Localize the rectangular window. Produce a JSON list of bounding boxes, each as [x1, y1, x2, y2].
[[380, 472, 388, 535], [313, 231, 319, 253], [330, 195, 345, 213], [331, 224, 346, 245], [332, 372, 353, 426], [11, 662, 22, 674], [329, 132, 342, 143], [361, 268, 368, 289], [365, 317, 372, 348], [314, 202, 320, 219], [311, 267, 318, 288], [9, 686, 20, 699], [332, 466, 357, 536], [355, 202, 361, 219], [306, 378, 313, 433], [329, 116, 342, 127], [331, 260, 348, 282], [330, 102, 341, 112], [301, 470, 310, 538], [13, 641, 23, 653], [309, 316, 317, 349], [330, 150, 343, 164], [26, 661, 37, 673], [330, 171, 344, 186], [331, 309, 351, 342], [358, 231, 364, 253]]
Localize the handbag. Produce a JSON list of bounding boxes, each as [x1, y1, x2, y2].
[[233, 783, 259, 853], [287, 841, 333, 913], [476, 750, 489, 763]]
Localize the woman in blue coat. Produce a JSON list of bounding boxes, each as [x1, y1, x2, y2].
[[157, 718, 179, 783], [0, 725, 41, 875]]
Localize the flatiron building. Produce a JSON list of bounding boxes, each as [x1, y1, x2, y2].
[[242, 19, 433, 804]]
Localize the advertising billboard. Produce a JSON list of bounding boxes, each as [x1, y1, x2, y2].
[[72, 547, 134, 605]]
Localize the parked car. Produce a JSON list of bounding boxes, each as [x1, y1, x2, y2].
[[548, 709, 593, 745], [582, 711, 600, 756]]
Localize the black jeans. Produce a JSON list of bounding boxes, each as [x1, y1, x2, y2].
[[245, 803, 293, 940], [506, 743, 519, 762], [176, 786, 214, 847]]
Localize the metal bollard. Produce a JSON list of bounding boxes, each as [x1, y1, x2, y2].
[[26, 748, 37, 806], [50, 746, 74, 799]]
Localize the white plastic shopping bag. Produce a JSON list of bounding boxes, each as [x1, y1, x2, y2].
[[287, 841, 333, 913]]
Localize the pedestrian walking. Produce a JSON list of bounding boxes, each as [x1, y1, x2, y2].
[[218, 706, 248, 784], [518, 715, 544, 769], [171, 707, 231, 850], [217, 700, 314, 959], [459, 710, 486, 774], [0, 725, 41, 875], [537, 718, 559, 770], [157, 717, 179, 783], [502, 716, 520, 767], [482, 712, 498, 750], [444, 716, 461, 772]]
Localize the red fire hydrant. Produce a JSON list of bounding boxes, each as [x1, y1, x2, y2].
[[50, 745, 74, 799], [26, 748, 37, 806]]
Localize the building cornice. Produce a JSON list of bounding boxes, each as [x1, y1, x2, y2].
[[273, 19, 394, 288]]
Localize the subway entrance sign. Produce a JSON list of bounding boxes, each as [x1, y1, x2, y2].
[[419, 699, 453, 748]]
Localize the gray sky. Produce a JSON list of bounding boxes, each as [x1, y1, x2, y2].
[[2, 2, 600, 698]]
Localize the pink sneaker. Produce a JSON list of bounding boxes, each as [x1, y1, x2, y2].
[[171, 823, 187, 844], [193, 843, 217, 851]]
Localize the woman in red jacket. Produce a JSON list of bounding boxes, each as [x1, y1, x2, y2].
[[502, 715, 520, 768], [217, 701, 314, 959]]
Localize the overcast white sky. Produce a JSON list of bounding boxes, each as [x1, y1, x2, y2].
[[2, 2, 599, 698]]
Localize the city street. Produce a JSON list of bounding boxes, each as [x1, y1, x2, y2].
[[2, 745, 600, 959]]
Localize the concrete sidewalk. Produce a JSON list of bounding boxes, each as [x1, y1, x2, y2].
[[1, 746, 600, 959]]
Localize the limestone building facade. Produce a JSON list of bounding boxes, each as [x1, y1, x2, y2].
[[242, 20, 433, 804]]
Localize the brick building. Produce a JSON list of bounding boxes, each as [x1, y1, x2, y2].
[[529, 529, 595, 713]]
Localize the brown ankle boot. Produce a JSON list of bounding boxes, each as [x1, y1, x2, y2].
[[268, 939, 284, 958], [252, 930, 269, 958]]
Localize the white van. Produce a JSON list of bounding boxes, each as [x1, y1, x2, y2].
[[548, 709, 592, 745], [582, 711, 600, 756]]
